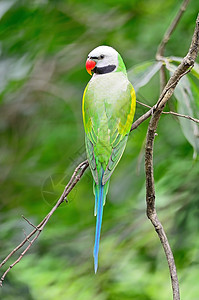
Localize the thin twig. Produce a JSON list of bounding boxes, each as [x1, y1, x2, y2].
[[156, 0, 191, 59], [22, 215, 38, 229], [137, 100, 199, 124], [38, 160, 89, 231], [136, 100, 151, 109], [145, 13, 199, 300], [0, 220, 44, 269], [131, 108, 153, 131], [163, 111, 199, 123], [0, 231, 41, 286], [156, 0, 190, 92], [0, 160, 89, 286]]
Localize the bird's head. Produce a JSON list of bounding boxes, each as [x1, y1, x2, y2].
[[85, 45, 126, 76]]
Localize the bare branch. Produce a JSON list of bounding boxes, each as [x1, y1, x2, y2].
[[156, 0, 191, 59], [0, 231, 41, 286], [145, 13, 199, 300], [137, 100, 199, 124], [163, 110, 199, 124], [131, 108, 153, 131], [0, 221, 43, 270], [136, 100, 151, 109], [22, 215, 38, 229], [156, 0, 190, 92], [0, 160, 89, 286]]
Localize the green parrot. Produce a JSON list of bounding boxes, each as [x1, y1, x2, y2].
[[82, 46, 136, 272]]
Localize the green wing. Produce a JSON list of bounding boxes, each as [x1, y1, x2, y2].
[[85, 134, 99, 184], [82, 77, 136, 185], [102, 134, 128, 184]]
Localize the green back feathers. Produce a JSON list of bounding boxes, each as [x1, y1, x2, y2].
[[116, 53, 127, 75]]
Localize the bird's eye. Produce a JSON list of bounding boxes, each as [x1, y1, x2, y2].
[[100, 55, 105, 59]]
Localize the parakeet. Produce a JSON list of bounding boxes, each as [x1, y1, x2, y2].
[[82, 46, 136, 273]]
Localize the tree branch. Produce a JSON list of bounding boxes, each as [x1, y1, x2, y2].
[[136, 100, 199, 124], [0, 160, 89, 286], [156, 0, 190, 92], [156, 0, 191, 59], [145, 13, 199, 300]]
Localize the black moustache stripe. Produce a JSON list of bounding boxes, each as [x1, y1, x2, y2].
[[93, 64, 116, 74]]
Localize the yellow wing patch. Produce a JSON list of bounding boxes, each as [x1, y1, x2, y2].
[[82, 84, 93, 134], [118, 86, 136, 136], [82, 84, 88, 130]]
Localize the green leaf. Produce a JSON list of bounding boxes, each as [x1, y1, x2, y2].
[[169, 63, 199, 157], [191, 62, 199, 79], [168, 56, 182, 63], [0, 0, 16, 19], [128, 60, 162, 92], [188, 77, 199, 111], [167, 56, 199, 79]]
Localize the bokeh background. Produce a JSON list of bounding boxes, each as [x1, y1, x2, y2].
[[0, 0, 199, 299]]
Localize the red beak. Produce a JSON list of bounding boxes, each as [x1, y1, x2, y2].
[[86, 59, 96, 75]]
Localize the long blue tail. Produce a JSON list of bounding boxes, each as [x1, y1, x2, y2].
[[93, 179, 104, 273]]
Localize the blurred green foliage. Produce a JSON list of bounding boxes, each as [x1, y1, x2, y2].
[[0, 0, 199, 299]]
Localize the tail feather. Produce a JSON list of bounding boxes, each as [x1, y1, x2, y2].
[[94, 192, 98, 217], [93, 179, 104, 273], [93, 170, 110, 273], [94, 183, 99, 217], [103, 180, 109, 206]]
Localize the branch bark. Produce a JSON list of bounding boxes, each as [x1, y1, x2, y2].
[[145, 13, 199, 300]]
